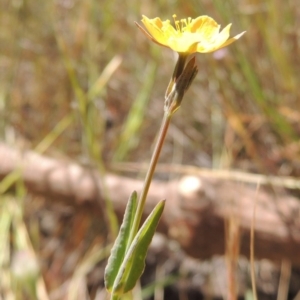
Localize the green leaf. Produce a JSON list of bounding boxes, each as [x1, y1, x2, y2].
[[104, 191, 137, 292], [112, 200, 165, 294]]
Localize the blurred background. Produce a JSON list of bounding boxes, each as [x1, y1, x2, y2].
[[1, 0, 300, 299]]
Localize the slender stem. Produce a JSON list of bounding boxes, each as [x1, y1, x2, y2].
[[111, 293, 119, 300], [127, 111, 172, 247], [126, 54, 189, 248]]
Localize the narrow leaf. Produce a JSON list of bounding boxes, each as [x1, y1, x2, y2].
[[104, 191, 137, 292], [112, 200, 165, 294]]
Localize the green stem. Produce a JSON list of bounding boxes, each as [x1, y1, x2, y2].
[[127, 111, 172, 247], [111, 293, 119, 300], [126, 54, 188, 249]]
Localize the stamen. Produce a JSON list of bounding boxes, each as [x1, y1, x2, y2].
[[173, 14, 181, 32], [181, 19, 187, 31]]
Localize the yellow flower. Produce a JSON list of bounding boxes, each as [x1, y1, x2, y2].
[[137, 15, 245, 54]]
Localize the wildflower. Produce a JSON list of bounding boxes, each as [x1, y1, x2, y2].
[[136, 15, 245, 54]]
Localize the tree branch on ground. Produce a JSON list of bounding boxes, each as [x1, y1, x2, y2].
[[1, 143, 300, 265]]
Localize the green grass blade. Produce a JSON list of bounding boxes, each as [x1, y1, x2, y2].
[[114, 61, 157, 162]]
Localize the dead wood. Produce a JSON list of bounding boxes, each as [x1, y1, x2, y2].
[[1, 142, 300, 265]]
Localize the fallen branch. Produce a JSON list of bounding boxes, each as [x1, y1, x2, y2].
[[1, 143, 300, 265]]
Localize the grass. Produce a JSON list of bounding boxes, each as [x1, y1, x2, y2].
[[1, 0, 300, 298]]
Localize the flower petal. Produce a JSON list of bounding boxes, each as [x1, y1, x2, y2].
[[168, 37, 199, 53], [135, 21, 168, 48], [191, 16, 220, 39], [216, 23, 232, 45], [213, 31, 246, 51], [196, 23, 232, 53], [141, 16, 168, 45]]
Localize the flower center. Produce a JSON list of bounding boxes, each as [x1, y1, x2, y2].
[[172, 14, 193, 33]]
